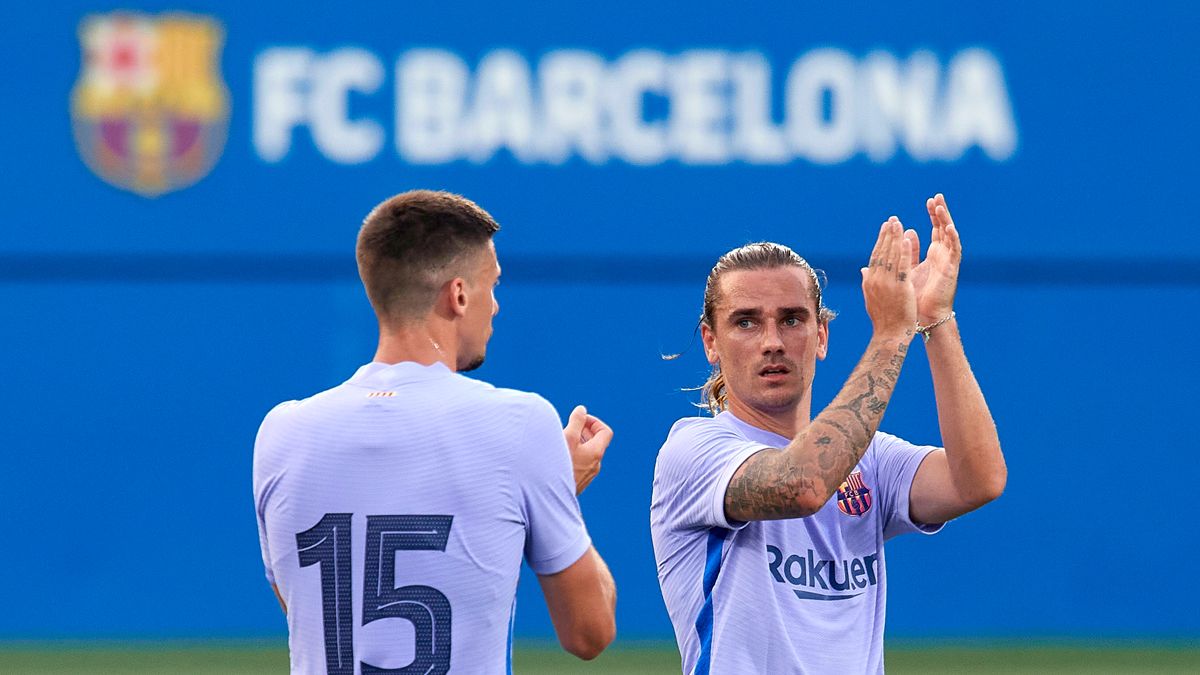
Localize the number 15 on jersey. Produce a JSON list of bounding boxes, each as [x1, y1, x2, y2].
[[295, 513, 455, 675]]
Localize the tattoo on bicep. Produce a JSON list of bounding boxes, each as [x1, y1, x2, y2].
[[725, 447, 821, 521]]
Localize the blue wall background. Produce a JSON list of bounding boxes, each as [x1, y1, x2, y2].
[[2, 1, 1198, 640]]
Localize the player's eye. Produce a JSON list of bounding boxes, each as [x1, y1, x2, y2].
[[782, 316, 801, 327], [736, 319, 755, 329]]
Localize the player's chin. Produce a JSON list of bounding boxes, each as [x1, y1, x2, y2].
[[751, 385, 801, 410], [459, 352, 486, 372]]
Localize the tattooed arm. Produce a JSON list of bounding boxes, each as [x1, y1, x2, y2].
[[725, 217, 918, 522], [724, 335, 912, 521]]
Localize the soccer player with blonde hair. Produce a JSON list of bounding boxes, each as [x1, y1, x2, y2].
[[652, 195, 1006, 673]]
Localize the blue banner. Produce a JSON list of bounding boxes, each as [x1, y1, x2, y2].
[[1, 1, 1197, 641]]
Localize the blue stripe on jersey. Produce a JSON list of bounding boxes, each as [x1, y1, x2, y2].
[[693, 528, 729, 675], [506, 597, 516, 675]]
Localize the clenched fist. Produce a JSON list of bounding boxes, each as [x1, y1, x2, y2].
[[563, 405, 613, 495]]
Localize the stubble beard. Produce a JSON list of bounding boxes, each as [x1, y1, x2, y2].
[[457, 325, 491, 373], [458, 352, 486, 372]]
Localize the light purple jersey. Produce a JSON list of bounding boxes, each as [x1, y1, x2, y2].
[[254, 361, 590, 674], [650, 411, 942, 674]]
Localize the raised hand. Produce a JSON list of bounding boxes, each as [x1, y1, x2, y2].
[[563, 405, 613, 495], [905, 193, 962, 324], [861, 216, 917, 339]]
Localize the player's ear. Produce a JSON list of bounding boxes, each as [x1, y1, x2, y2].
[[700, 322, 719, 365], [448, 277, 469, 318], [816, 319, 829, 360]]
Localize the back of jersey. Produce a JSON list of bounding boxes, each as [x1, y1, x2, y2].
[[253, 361, 589, 675]]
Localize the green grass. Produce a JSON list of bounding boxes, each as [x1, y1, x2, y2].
[[884, 644, 1200, 674], [0, 641, 1197, 673]]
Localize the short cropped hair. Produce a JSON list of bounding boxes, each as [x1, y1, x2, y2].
[[356, 190, 500, 322]]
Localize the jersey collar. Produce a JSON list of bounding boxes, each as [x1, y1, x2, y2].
[[347, 360, 454, 388], [720, 409, 792, 447]]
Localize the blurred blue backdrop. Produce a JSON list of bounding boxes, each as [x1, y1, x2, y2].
[[1, 1, 1198, 641]]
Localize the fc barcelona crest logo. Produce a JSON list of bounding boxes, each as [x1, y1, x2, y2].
[[70, 12, 229, 197], [836, 471, 873, 517]]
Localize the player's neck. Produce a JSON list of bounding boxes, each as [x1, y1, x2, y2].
[[728, 397, 812, 440], [373, 322, 457, 371]]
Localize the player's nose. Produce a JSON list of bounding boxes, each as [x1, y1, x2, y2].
[[761, 322, 784, 352]]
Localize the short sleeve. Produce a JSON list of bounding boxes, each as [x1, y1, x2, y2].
[[653, 418, 772, 532], [254, 505, 275, 585], [252, 406, 286, 586], [872, 431, 944, 540], [515, 397, 592, 576]]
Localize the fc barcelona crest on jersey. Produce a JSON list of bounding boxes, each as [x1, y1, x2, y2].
[[70, 13, 229, 197], [836, 471, 873, 516]]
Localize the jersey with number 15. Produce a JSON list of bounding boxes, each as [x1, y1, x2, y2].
[[253, 361, 591, 675]]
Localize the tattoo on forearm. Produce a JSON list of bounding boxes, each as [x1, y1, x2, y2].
[[725, 337, 911, 521]]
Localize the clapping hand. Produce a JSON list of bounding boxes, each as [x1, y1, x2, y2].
[[905, 193, 963, 325], [861, 216, 918, 339]]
